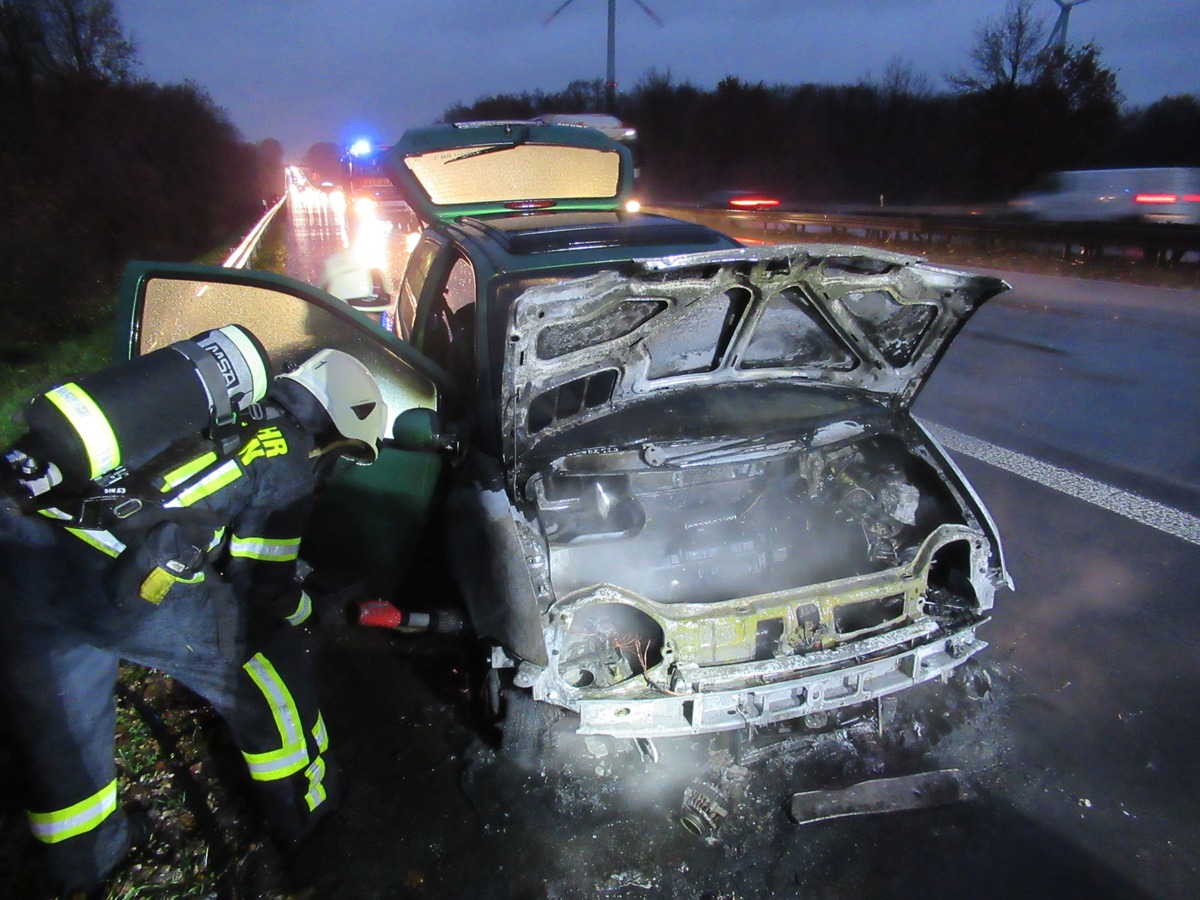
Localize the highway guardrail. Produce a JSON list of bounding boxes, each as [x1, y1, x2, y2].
[[648, 205, 1200, 265], [223, 194, 288, 269]]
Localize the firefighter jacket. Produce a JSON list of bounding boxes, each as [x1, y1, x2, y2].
[[33, 401, 318, 639], [0, 400, 338, 892]]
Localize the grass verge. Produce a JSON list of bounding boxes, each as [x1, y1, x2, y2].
[[0, 325, 114, 447]]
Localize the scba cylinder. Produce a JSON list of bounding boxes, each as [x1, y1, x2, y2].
[[23, 325, 271, 484]]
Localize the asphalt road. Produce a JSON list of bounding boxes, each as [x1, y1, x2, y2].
[[908, 270, 1200, 899], [285, 196, 1200, 898]]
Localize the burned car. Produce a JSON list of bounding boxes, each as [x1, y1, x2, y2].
[[115, 121, 1010, 745], [483, 253, 1012, 739]]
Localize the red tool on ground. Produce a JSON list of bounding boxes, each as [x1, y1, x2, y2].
[[356, 599, 464, 634]]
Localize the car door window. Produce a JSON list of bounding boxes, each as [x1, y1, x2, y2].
[[396, 236, 441, 341], [420, 254, 477, 388]]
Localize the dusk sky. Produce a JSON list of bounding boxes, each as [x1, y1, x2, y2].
[[115, 0, 1199, 158]]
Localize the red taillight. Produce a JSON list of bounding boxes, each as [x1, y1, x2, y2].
[[1135, 193, 1178, 204], [1184, 194, 1200, 203], [730, 196, 781, 209], [505, 199, 557, 210]]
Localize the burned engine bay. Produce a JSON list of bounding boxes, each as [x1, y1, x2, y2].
[[519, 425, 1001, 733], [536, 431, 946, 607]]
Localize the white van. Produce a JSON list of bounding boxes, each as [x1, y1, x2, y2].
[[535, 113, 639, 178], [1010, 167, 1200, 224], [535, 113, 636, 143]]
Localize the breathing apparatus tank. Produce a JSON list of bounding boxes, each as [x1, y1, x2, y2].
[[20, 325, 271, 486]]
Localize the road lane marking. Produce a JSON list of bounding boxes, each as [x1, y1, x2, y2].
[[920, 421, 1200, 548]]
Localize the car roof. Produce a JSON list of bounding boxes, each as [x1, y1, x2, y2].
[[446, 210, 738, 272]]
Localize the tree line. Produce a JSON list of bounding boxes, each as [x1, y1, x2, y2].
[[442, 1, 1199, 208], [0, 0, 279, 361]]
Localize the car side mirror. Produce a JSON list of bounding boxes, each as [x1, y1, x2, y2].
[[390, 407, 461, 458]]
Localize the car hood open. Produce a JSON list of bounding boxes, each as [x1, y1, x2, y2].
[[385, 121, 634, 224], [502, 244, 1008, 472]]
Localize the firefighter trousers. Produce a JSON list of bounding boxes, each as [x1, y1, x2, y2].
[[0, 524, 339, 894]]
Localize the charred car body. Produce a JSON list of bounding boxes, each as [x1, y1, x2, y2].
[[383, 123, 1011, 739], [489, 255, 1011, 738], [116, 121, 1011, 744]]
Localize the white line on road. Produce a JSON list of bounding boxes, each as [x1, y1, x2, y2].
[[920, 421, 1200, 548]]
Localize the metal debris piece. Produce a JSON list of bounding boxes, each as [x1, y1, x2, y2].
[[789, 768, 974, 825], [583, 736, 610, 759], [678, 766, 750, 841], [679, 781, 730, 841], [954, 659, 993, 700], [736, 732, 816, 766], [634, 737, 659, 763]]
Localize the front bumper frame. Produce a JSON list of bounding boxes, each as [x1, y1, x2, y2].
[[573, 619, 987, 738]]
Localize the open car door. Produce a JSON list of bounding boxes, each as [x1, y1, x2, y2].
[[115, 262, 456, 596]]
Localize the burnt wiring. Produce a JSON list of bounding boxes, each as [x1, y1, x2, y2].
[[612, 632, 686, 697]]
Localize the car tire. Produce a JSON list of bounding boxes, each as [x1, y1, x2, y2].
[[499, 684, 561, 767], [482, 666, 502, 721]]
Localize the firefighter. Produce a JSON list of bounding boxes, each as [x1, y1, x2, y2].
[[0, 347, 386, 896], [319, 247, 395, 330]]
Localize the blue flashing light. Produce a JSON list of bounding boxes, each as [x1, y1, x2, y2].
[[349, 139, 372, 158]]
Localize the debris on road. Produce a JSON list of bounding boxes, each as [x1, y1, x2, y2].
[[678, 766, 751, 843], [789, 768, 976, 825]]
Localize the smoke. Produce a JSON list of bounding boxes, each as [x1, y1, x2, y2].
[[544, 450, 889, 609]]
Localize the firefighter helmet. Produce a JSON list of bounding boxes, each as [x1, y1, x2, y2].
[[277, 350, 385, 463]]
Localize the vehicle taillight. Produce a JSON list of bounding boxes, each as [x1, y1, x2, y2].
[[1184, 194, 1200, 203], [1135, 193, 1178, 204], [505, 200, 557, 210], [730, 196, 781, 209]]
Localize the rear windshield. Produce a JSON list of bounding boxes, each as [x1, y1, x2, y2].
[[403, 145, 622, 206]]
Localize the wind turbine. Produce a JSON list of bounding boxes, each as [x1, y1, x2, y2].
[[1046, 0, 1094, 49], [545, 0, 663, 113]]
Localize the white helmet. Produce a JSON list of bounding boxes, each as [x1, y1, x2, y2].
[[277, 350, 386, 463]]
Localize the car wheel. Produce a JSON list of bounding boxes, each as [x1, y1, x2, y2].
[[483, 666, 502, 720], [499, 685, 561, 767]]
